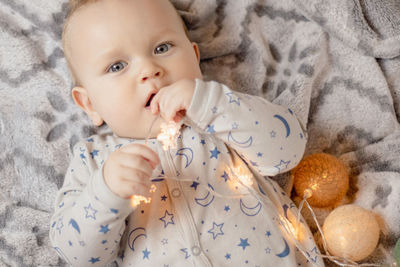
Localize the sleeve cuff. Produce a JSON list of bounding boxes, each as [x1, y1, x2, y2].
[[89, 166, 133, 214]]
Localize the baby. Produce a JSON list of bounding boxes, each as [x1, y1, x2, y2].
[[49, 0, 324, 266]]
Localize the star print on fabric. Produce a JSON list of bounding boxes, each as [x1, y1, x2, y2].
[[206, 125, 216, 133], [68, 240, 73, 246], [255, 121, 259, 125], [238, 238, 250, 250], [190, 181, 199, 190], [80, 152, 86, 160], [266, 231, 271, 237], [200, 139, 206, 145], [300, 133, 304, 139], [211, 106, 218, 113], [180, 248, 190, 259], [89, 257, 100, 264], [274, 159, 291, 172], [270, 131, 276, 138], [220, 171, 230, 182], [257, 152, 263, 157], [84, 203, 98, 220], [90, 149, 99, 158], [161, 238, 168, 245], [224, 205, 230, 212], [142, 248, 150, 259], [160, 210, 175, 228], [250, 160, 258, 167], [56, 217, 64, 235], [99, 224, 110, 234], [161, 195, 167, 201], [210, 147, 221, 159], [265, 248, 271, 253], [208, 222, 224, 240], [232, 122, 239, 129], [110, 208, 118, 214], [226, 92, 241, 106], [101, 240, 107, 244], [225, 253, 231, 259]]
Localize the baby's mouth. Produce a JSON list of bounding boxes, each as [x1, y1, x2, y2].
[[145, 93, 156, 109]]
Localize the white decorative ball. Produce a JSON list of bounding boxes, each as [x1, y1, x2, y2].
[[322, 204, 380, 262]]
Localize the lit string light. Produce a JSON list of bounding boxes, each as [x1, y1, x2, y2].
[[128, 116, 391, 266]]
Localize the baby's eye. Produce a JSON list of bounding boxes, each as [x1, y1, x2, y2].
[[154, 43, 172, 54], [107, 61, 128, 73]]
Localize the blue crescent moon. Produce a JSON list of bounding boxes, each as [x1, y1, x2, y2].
[[276, 238, 290, 258], [176, 148, 193, 168], [273, 114, 291, 138], [69, 219, 80, 234], [258, 183, 266, 196], [239, 199, 262, 216], [128, 227, 147, 251], [195, 184, 215, 207], [227, 131, 253, 148]]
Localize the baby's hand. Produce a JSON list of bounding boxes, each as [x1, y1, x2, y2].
[[103, 143, 160, 199], [150, 79, 195, 122]]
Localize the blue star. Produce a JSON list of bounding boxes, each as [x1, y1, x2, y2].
[[265, 248, 271, 253], [210, 147, 221, 159], [266, 231, 271, 237], [255, 121, 259, 125], [68, 240, 73, 246], [224, 205, 230, 212], [101, 240, 107, 244], [211, 106, 218, 114], [208, 222, 224, 240], [159, 210, 174, 228], [84, 203, 98, 220], [257, 152, 263, 157], [87, 138, 94, 142], [206, 125, 216, 133], [226, 92, 241, 106], [90, 149, 99, 158], [180, 248, 190, 259], [89, 257, 100, 264], [161, 195, 167, 201], [110, 208, 118, 214], [200, 139, 206, 145], [232, 122, 239, 129], [250, 160, 258, 167], [225, 253, 231, 259], [270, 131, 276, 138], [142, 248, 150, 259], [274, 159, 291, 172], [220, 171, 230, 182], [300, 133, 304, 139], [99, 224, 110, 234], [56, 217, 64, 234], [190, 181, 199, 190], [80, 153, 86, 159], [161, 238, 168, 245], [238, 238, 250, 250]]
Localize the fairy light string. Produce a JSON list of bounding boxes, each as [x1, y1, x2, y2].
[[130, 116, 391, 266]]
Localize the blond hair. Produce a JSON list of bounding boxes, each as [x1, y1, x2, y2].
[[62, 0, 190, 86]]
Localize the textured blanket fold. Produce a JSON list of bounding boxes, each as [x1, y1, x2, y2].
[[0, 0, 399, 265]]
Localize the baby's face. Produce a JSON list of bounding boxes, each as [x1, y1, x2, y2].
[[66, 0, 202, 138]]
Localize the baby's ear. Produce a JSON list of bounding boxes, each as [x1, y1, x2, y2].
[[72, 86, 104, 126], [192, 42, 200, 63]]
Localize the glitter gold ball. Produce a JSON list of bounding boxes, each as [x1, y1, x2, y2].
[[292, 153, 349, 208]]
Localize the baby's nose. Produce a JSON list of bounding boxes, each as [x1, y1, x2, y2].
[[141, 71, 161, 82]]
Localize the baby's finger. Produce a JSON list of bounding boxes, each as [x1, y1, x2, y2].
[[118, 152, 155, 175], [121, 143, 160, 167], [150, 93, 161, 115]]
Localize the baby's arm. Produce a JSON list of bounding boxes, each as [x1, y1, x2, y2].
[[186, 79, 307, 176], [49, 141, 149, 266]]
